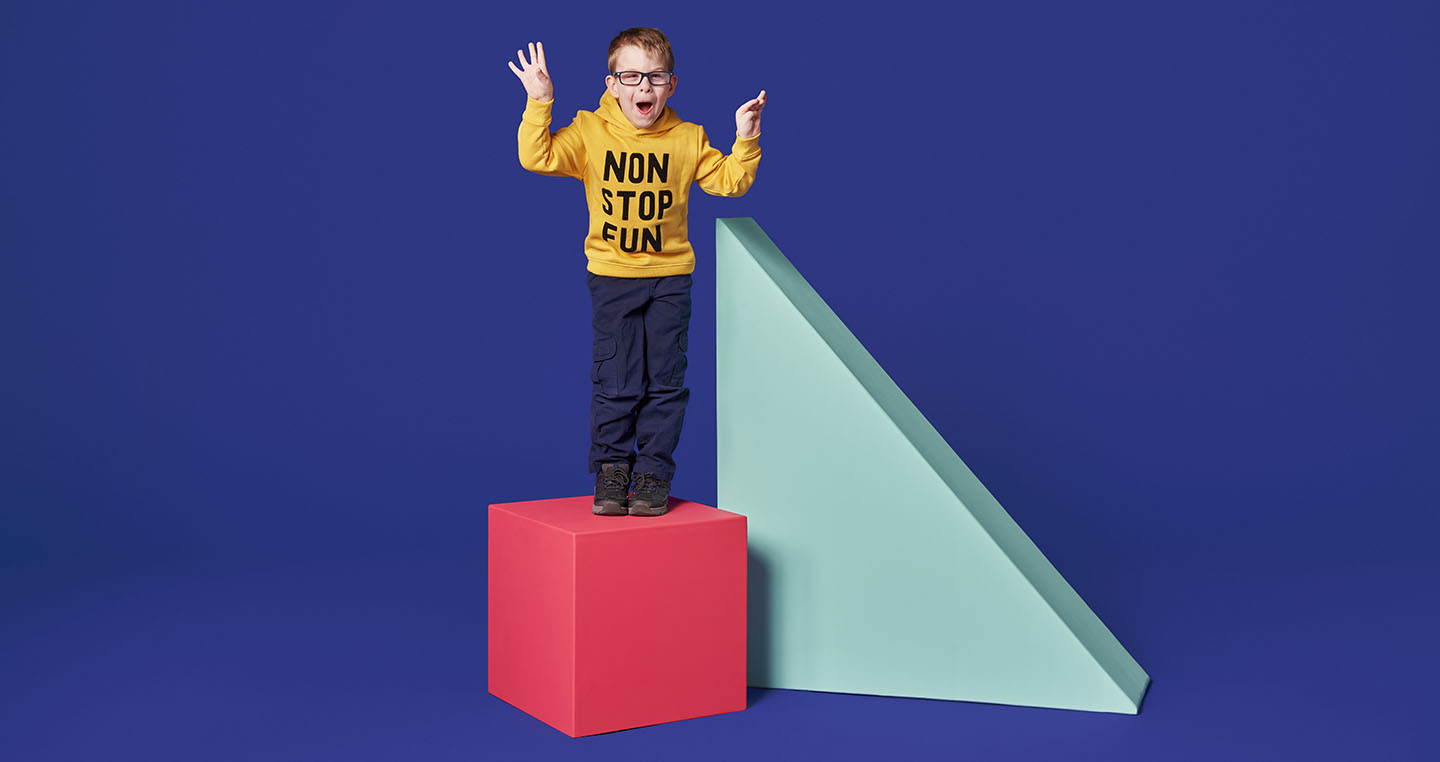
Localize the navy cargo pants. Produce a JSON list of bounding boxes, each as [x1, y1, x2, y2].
[[586, 272, 692, 482]]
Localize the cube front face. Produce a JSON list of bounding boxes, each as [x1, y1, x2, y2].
[[488, 498, 747, 737]]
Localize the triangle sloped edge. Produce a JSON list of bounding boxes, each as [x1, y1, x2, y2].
[[717, 217, 1150, 713]]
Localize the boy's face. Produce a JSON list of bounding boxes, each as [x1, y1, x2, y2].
[[605, 45, 676, 129]]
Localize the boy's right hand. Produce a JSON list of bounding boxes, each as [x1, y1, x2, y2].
[[508, 42, 553, 103]]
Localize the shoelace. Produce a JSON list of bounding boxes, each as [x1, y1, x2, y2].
[[602, 468, 630, 491], [632, 472, 666, 497]]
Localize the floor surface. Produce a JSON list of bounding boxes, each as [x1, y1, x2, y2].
[[3, 554, 1432, 761]]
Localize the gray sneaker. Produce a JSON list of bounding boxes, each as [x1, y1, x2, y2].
[[628, 472, 670, 516], [593, 463, 630, 516]]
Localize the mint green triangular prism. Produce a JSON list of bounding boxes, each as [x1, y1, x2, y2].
[[717, 218, 1149, 713]]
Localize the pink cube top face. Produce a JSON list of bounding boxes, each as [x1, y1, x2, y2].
[[489, 497, 744, 535]]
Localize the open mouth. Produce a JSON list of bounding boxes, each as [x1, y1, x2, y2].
[[635, 100, 654, 117]]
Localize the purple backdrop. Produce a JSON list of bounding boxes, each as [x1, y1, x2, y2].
[[3, 1, 1436, 759]]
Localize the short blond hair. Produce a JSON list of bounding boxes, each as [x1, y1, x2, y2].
[[607, 27, 674, 73]]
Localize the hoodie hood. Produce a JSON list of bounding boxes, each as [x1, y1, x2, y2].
[[596, 90, 682, 135]]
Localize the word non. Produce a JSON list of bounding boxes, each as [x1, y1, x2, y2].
[[603, 151, 669, 184]]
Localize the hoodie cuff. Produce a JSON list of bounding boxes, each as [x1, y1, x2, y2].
[[731, 132, 761, 160], [522, 97, 553, 126]]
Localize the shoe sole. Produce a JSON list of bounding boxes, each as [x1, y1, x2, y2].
[[628, 500, 668, 517], [593, 500, 628, 516]]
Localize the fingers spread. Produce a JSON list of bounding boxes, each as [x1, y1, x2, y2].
[[508, 61, 523, 77], [528, 42, 537, 67], [536, 41, 547, 71]]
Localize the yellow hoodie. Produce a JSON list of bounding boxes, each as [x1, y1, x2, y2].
[[518, 92, 761, 277]]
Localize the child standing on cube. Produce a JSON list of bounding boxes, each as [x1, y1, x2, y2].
[[509, 28, 765, 516]]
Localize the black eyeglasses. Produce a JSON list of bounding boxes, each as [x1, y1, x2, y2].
[[611, 70, 674, 86]]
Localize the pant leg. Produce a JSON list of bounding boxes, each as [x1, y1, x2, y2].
[[587, 273, 650, 473], [633, 274, 692, 481]]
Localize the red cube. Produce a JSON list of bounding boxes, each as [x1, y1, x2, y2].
[[487, 496, 748, 737]]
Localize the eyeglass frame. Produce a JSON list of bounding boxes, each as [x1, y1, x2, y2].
[[609, 70, 675, 87]]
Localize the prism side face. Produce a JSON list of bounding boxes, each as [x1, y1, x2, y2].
[[488, 497, 747, 736], [716, 217, 1149, 714]]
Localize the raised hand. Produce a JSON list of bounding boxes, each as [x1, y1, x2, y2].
[[508, 41, 553, 103], [736, 90, 766, 139]]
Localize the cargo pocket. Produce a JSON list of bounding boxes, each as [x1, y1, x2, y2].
[[591, 337, 618, 396]]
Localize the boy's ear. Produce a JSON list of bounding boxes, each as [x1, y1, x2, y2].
[[605, 75, 619, 98], [669, 74, 678, 98]]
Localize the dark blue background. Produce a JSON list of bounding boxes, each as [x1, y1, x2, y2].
[[3, 1, 1436, 759]]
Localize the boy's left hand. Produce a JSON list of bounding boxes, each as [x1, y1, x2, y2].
[[736, 90, 766, 139]]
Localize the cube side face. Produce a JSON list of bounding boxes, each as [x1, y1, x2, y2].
[[573, 516, 748, 736], [488, 506, 577, 735]]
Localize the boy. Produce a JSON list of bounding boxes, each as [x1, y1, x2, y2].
[[509, 28, 765, 517]]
